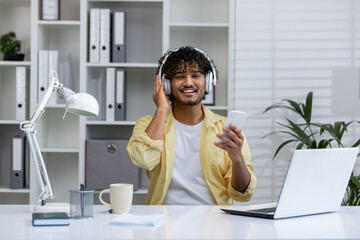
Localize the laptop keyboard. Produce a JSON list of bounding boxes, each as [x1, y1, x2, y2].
[[248, 207, 276, 213]]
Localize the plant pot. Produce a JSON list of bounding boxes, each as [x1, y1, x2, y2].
[[4, 53, 25, 61]]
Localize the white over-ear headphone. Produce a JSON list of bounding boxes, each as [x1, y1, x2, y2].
[[158, 47, 217, 95]]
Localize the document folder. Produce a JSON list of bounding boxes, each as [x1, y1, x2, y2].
[[112, 11, 126, 62], [48, 50, 59, 104], [100, 9, 111, 63], [38, 50, 48, 104], [11, 136, 25, 189], [89, 8, 100, 63], [15, 67, 26, 121], [115, 69, 126, 121], [87, 70, 105, 120], [106, 68, 115, 121]]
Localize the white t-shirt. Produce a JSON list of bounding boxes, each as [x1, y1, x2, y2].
[[163, 119, 216, 205]]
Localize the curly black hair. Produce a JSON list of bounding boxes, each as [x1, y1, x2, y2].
[[156, 46, 219, 83]]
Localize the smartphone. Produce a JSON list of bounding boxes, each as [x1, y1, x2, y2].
[[218, 111, 247, 145]]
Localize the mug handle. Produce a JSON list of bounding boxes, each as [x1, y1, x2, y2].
[[99, 189, 111, 207]]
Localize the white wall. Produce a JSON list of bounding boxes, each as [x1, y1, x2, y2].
[[234, 0, 360, 204]]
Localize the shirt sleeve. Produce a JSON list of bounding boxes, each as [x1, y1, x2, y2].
[[126, 115, 164, 171], [226, 136, 258, 202]]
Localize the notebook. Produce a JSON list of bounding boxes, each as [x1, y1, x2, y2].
[[221, 147, 359, 219], [32, 212, 70, 226]]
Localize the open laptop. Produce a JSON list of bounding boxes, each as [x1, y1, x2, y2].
[[221, 147, 359, 219]]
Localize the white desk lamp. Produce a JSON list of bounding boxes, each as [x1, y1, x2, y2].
[[20, 70, 99, 213]]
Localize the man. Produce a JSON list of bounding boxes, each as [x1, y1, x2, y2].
[[127, 46, 257, 205]]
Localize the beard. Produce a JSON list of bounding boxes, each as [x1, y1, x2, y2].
[[171, 87, 206, 106]]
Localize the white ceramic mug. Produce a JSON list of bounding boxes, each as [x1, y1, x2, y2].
[[99, 183, 133, 214]]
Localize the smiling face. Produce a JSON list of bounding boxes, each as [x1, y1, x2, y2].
[[157, 46, 219, 104], [170, 62, 206, 106]]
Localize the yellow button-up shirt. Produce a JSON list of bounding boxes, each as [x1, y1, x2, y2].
[[127, 105, 257, 205]]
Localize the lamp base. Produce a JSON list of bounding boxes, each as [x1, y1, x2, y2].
[[33, 202, 70, 214]]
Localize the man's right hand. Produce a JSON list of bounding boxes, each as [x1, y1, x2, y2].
[[145, 75, 170, 140], [153, 75, 170, 113]]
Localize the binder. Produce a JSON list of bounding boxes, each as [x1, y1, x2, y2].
[[38, 50, 48, 104], [89, 8, 100, 63], [112, 11, 126, 63], [106, 68, 115, 121], [11, 136, 25, 189], [100, 9, 111, 63], [48, 50, 59, 104], [24, 137, 30, 188], [15, 67, 26, 121], [115, 69, 126, 121], [88, 70, 106, 121], [42, 0, 60, 20]]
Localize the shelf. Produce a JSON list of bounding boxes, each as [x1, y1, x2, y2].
[[38, 20, 81, 27], [207, 105, 229, 111], [0, 120, 23, 125], [86, 63, 158, 68], [170, 22, 229, 28], [86, 120, 136, 126], [88, 0, 162, 2], [0, 187, 30, 193], [41, 148, 79, 153], [0, 0, 30, 7], [0, 61, 31, 67], [94, 188, 147, 195], [133, 188, 148, 195]]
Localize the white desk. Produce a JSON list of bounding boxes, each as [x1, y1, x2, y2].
[[0, 205, 359, 239]]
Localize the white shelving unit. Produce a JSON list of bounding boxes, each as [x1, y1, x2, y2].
[[0, 0, 31, 204], [0, 0, 234, 205]]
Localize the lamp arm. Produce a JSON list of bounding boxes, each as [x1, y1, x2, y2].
[[19, 70, 61, 205], [23, 127, 54, 205], [28, 71, 61, 127]]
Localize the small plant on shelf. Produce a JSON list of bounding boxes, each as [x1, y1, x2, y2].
[[0, 31, 25, 61]]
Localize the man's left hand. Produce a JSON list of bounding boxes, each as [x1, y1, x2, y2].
[[214, 124, 244, 163]]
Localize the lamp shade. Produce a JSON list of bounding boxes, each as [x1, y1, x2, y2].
[[67, 93, 99, 116]]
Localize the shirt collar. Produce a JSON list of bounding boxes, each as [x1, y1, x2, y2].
[[166, 104, 223, 128]]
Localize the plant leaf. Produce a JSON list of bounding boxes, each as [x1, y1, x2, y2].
[[352, 139, 360, 147], [338, 121, 354, 142], [318, 139, 333, 149], [283, 99, 305, 119], [350, 176, 360, 189], [310, 140, 317, 149], [296, 143, 304, 149], [304, 91, 313, 124], [272, 139, 298, 159], [262, 103, 293, 114], [285, 118, 312, 145], [276, 123, 308, 143]]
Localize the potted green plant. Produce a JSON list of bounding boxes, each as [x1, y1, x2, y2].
[[0, 31, 25, 61], [263, 91, 360, 205]]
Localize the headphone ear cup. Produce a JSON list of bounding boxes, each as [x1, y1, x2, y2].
[[205, 72, 212, 93], [164, 79, 171, 95]]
